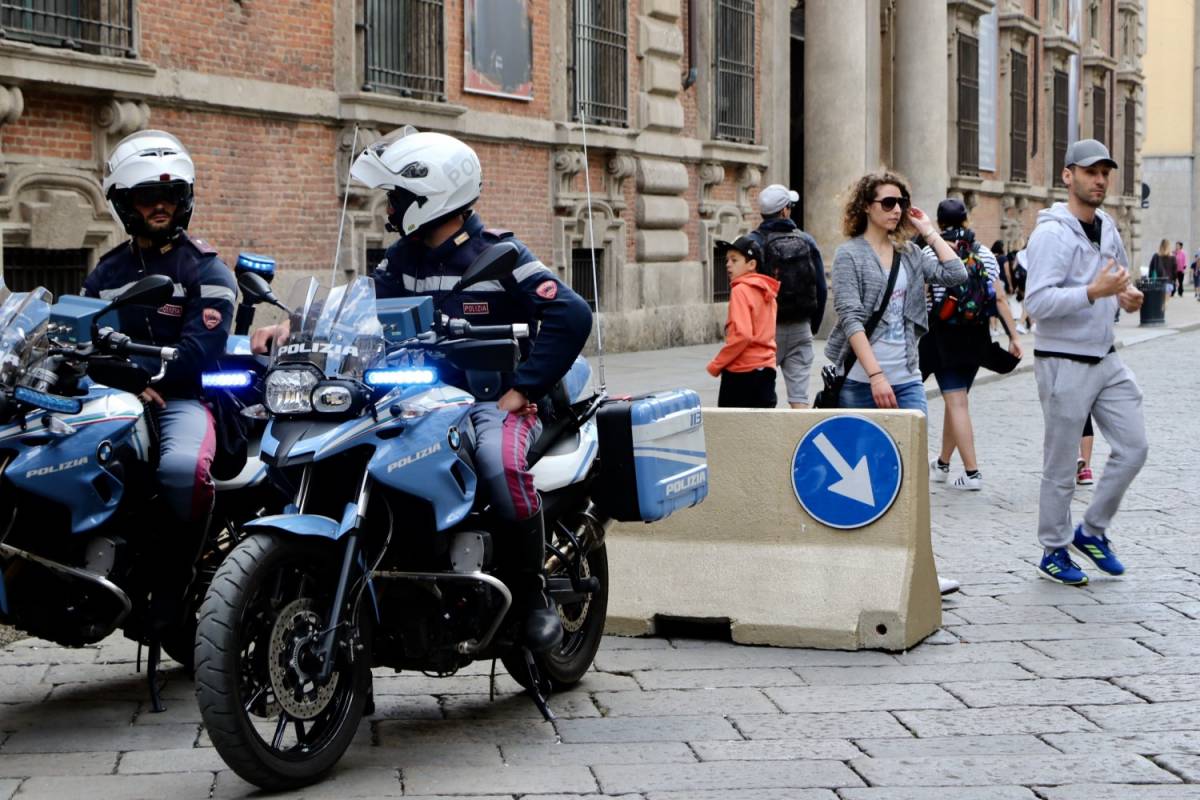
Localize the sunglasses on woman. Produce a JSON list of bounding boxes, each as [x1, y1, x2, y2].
[[872, 196, 910, 211]]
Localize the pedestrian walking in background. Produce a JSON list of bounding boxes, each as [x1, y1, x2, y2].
[[1077, 416, 1096, 486], [748, 184, 827, 409], [1025, 139, 1147, 586], [825, 171, 967, 414], [707, 236, 780, 408], [1013, 248, 1033, 332], [1174, 242, 1188, 299], [1192, 251, 1200, 300], [1150, 239, 1174, 289], [923, 199, 1023, 491]]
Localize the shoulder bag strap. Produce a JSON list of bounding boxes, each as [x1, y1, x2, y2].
[[841, 249, 902, 374]]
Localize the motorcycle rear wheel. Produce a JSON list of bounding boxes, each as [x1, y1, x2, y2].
[[503, 543, 608, 690], [194, 533, 371, 792]]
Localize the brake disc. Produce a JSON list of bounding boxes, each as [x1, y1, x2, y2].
[[557, 554, 592, 634], [268, 597, 340, 720]]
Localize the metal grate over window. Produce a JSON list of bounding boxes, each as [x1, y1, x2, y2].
[[1053, 70, 1069, 186], [1092, 84, 1107, 148], [363, 0, 445, 101], [569, 0, 628, 127], [956, 34, 980, 175], [1010, 50, 1029, 182], [570, 248, 600, 311], [712, 246, 730, 302], [1123, 96, 1135, 196], [5, 248, 89, 298], [714, 0, 755, 143], [0, 0, 134, 57]]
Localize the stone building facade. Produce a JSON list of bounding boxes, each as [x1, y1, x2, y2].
[[0, 0, 1146, 352]]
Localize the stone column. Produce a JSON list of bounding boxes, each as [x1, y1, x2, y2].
[[804, 1, 872, 256], [892, 0, 950, 212]]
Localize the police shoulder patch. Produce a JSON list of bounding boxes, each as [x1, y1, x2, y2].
[[535, 280, 558, 300]]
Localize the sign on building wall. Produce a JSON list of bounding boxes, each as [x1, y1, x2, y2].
[[464, 0, 534, 101], [977, 7, 999, 172]]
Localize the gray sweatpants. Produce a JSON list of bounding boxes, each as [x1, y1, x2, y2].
[[1033, 353, 1148, 549], [776, 321, 815, 405]]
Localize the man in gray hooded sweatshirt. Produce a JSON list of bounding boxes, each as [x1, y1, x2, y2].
[[1025, 139, 1147, 586]]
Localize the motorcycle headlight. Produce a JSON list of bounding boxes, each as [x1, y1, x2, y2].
[[264, 367, 319, 415], [312, 384, 353, 413]]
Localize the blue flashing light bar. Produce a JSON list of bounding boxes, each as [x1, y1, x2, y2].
[[364, 368, 437, 387], [202, 370, 255, 389], [235, 252, 277, 278], [14, 386, 83, 414]]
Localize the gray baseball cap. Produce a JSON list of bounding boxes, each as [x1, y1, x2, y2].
[[1064, 139, 1118, 169], [758, 184, 799, 215]]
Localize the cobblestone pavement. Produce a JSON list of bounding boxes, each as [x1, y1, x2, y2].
[[1, 331, 1199, 799]]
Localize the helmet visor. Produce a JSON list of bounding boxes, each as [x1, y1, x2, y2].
[[128, 182, 190, 208]]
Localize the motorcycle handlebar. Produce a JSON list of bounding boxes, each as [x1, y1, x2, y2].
[[98, 330, 179, 362], [446, 319, 530, 340]]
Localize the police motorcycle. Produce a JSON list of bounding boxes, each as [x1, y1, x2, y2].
[[0, 271, 277, 708], [194, 244, 709, 790]]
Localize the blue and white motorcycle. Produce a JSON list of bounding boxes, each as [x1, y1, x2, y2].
[[194, 244, 709, 790], [0, 275, 277, 704]]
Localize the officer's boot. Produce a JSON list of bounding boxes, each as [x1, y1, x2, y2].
[[512, 510, 563, 653]]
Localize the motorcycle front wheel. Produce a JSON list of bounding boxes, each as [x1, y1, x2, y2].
[[194, 533, 371, 791], [503, 542, 609, 690]]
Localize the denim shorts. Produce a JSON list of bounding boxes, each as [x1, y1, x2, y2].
[[838, 378, 928, 415], [933, 365, 979, 394]]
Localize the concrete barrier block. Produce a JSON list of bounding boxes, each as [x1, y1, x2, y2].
[[605, 409, 941, 651]]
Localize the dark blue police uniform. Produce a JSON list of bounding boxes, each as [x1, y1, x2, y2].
[[373, 212, 593, 519], [83, 232, 236, 522]]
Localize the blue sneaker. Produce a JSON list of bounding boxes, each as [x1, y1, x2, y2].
[[1038, 547, 1089, 585], [1070, 524, 1126, 576]]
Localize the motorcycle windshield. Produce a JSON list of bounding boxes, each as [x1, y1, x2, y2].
[[0, 288, 52, 389], [272, 277, 386, 380]]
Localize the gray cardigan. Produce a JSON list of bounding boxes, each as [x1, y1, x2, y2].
[[824, 236, 968, 377]]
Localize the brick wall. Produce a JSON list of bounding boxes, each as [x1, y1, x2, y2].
[[3, 95, 93, 161]]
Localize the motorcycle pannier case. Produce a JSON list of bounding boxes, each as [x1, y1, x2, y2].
[[595, 389, 708, 522]]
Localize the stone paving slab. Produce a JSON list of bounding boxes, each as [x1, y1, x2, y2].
[[499, 741, 697, 767], [689, 737, 861, 761], [853, 734, 1059, 758], [1138, 636, 1200, 656], [838, 789, 1040, 800], [0, 751, 118, 778], [941, 677, 1143, 707], [555, 714, 740, 743], [1044, 731, 1200, 755], [632, 667, 804, 689], [214, 767, 404, 799], [764, 683, 964, 713], [592, 759, 862, 793], [0, 722, 199, 753], [731, 711, 912, 740], [1076, 701, 1200, 733], [1036, 785, 1200, 799], [1115, 674, 1200, 703], [14, 773, 215, 800], [0, 780, 14, 800], [594, 687, 778, 717], [849, 753, 1179, 786], [402, 764, 597, 795], [116, 747, 226, 774], [644, 791, 837, 800], [893, 706, 1100, 737], [1017, 656, 1200, 679], [1026, 637, 1162, 659], [794, 662, 1033, 685], [1154, 754, 1200, 782]]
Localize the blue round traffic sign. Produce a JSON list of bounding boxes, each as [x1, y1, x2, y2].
[[792, 416, 903, 530]]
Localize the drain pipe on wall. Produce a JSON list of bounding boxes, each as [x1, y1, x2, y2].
[[682, 0, 698, 90]]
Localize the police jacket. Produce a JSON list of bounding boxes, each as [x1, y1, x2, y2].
[[82, 232, 236, 399], [373, 212, 593, 402]]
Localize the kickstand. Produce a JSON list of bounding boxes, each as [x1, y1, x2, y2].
[[520, 647, 555, 722], [146, 639, 166, 713], [489, 658, 498, 703], [135, 641, 142, 673]]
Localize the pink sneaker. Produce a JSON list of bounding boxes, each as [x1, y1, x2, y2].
[[1076, 460, 1094, 486]]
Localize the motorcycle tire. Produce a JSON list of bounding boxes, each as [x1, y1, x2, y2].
[[502, 543, 609, 691], [194, 533, 371, 792]]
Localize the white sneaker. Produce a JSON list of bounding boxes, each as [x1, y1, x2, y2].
[[929, 458, 950, 483], [950, 471, 983, 491], [938, 576, 961, 595], [1016, 323, 1029, 334]]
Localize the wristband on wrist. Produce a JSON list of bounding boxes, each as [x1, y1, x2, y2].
[[868, 370, 883, 379]]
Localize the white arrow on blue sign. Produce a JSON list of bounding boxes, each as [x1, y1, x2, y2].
[[791, 416, 903, 530]]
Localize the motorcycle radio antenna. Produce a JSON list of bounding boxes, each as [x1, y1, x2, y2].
[[331, 125, 361, 287], [575, 87, 607, 393]]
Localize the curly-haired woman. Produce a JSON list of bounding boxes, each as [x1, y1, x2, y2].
[[825, 172, 968, 413]]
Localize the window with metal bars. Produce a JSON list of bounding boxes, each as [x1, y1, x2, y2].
[[712, 247, 730, 302], [1010, 51, 1029, 182], [569, 0, 628, 127], [1053, 70, 1069, 185], [363, 0, 446, 101], [570, 248, 600, 311], [1092, 84, 1107, 147], [957, 34, 980, 175], [713, 0, 755, 143], [4, 248, 89, 298], [0, 0, 134, 57], [1123, 97, 1135, 196]]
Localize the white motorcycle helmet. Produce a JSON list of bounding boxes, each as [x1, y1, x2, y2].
[[103, 129, 196, 241], [350, 127, 482, 239]]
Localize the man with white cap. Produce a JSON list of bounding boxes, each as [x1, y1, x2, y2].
[[748, 184, 826, 408], [1025, 139, 1146, 587]]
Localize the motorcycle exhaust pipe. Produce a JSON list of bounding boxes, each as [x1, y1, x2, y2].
[[544, 501, 612, 575]]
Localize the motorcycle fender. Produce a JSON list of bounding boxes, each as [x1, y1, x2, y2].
[[241, 503, 358, 541]]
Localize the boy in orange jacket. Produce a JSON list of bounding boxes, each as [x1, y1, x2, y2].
[[706, 235, 781, 407]]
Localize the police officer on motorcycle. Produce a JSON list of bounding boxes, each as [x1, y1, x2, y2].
[[84, 129, 237, 632], [253, 128, 593, 652]]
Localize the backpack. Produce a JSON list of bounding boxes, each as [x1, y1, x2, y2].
[[934, 240, 996, 326], [762, 230, 820, 323]]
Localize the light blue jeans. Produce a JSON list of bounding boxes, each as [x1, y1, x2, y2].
[[838, 378, 928, 415]]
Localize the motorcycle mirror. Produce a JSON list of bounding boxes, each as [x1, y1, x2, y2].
[[86, 357, 151, 395], [107, 275, 175, 310], [237, 272, 287, 311], [451, 242, 520, 295]]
